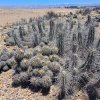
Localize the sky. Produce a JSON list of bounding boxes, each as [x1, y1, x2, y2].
[[0, 0, 100, 6]]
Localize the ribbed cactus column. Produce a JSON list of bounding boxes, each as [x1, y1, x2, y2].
[[13, 29, 24, 49], [85, 15, 91, 26], [49, 19, 55, 41], [32, 33, 39, 47], [57, 32, 64, 57], [72, 33, 78, 53], [58, 71, 66, 100], [37, 18, 45, 39], [96, 39, 100, 49], [86, 26, 95, 48], [80, 50, 95, 72], [19, 26, 25, 41], [78, 32, 83, 46]]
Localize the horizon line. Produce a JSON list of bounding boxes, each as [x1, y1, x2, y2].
[[0, 3, 100, 6]]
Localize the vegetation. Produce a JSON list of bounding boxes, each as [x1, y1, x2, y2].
[[12, 42, 61, 94], [2, 9, 100, 99], [0, 49, 15, 73]]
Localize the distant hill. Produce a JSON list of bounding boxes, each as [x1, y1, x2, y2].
[[0, 4, 100, 9]]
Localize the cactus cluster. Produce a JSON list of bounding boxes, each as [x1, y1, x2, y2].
[[2, 10, 100, 99], [12, 41, 61, 94], [0, 49, 16, 73]]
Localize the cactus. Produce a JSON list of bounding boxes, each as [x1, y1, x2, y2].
[[2, 13, 100, 98], [45, 70, 53, 78], [86, 26, 95, 47], [24, 49, 33, 59], [80, 50, 95, 72], [30, 55, 43, 68], [13, 29, 24, 48], [49, 19, 55, 41], [78, 32, 83, 46], [86, 84, 98, 100], [0, 61, 6, 69], [2, 65, 9, 72], [19, 72, 29, 86], [19, 26, 25, 41], [58, 71, 67, 100], [15, 48, 24, 62], [0, 54, 9, 61], [33, 46, 41, 55], [72, 44, 78, 53], [6, 57, 16, 68], [41, 37, 49, 45], [71, 54, 78, 68], [37, 19, 45, 39], [4, 36, 15, 46], [32, 33, 39, 47], [49, 55, 59, 62], [0, 49, 14, 73], [85, 15, 91, 26], [0, 49, 11, 58], [56, 32, 64, 57], [48, 62, 60, 75], [30, 77, 41, 88], [72, 33, 77, 42], [20, 59, 29, 71], [32, 69, 45, 77], [50, 46, 58, 55], [77, 73, 89, 89], [41, 75, 52, 89], [12, 74, 21, 87], [39, 42, 45, 47], [96, 39, 100, 49], [41, 45, 51, 56]]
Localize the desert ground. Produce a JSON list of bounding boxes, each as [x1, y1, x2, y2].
[[0, 8, 78, 27]]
